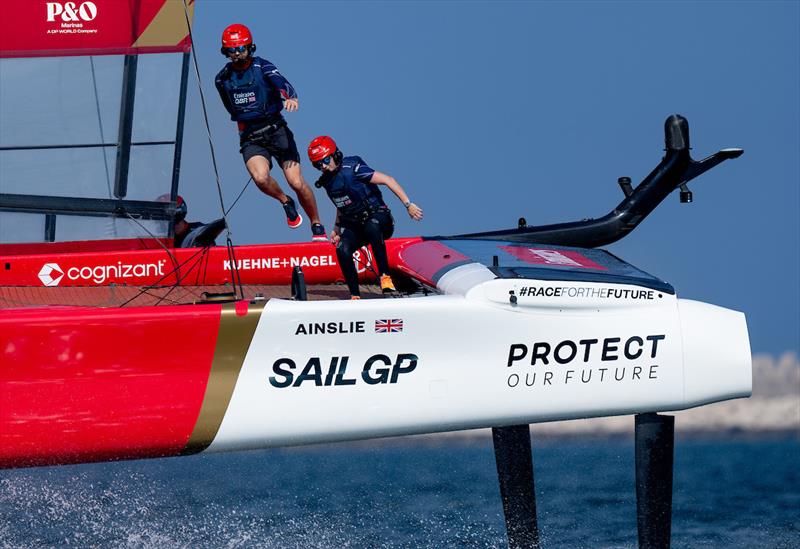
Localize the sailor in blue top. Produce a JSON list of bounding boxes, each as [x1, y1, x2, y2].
[[308, 136, 424, 299], [215, 24, 326, 241]]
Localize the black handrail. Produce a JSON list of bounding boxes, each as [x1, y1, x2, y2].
[[446, 115, 743, 248], [0, 194, 175, 220]]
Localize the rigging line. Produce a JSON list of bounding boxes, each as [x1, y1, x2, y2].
[[225, 176, 253, 216], [121, 213, 231, 305], [117, 245, 209, 308], [89, 55, 117, 238], [146, 246, 212, 306], [225, 235, 245, 301], [178, 247, 221, 299], [89, 56, 112, 198], [135, 246, 233, 307], [125, 212, 241, 305], [122, 286, 185, 308], [141, 277, 188, 308], [123, 212, 183, 282], [193, 235, 238, 299], [180, 0, 244, 300], [119, 213, 209, 306]]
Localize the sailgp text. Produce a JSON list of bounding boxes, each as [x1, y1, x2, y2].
[[269, 353, 418, 388]]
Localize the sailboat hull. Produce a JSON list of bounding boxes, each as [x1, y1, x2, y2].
[[0, 277, 751, 469]]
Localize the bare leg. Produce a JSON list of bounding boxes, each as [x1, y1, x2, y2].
[[282, 160, 322, 225], [246, 155, 289, 203]]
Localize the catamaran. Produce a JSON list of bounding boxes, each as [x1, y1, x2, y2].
[[0, 2, 750, 547]]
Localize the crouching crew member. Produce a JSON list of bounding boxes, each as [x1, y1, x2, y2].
[[307, 136, 423, 299], [159, 194, 226, 248], [215, 23, 326, 241]]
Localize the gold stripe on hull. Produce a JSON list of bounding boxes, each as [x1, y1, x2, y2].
[[182, 301, 263, 454]]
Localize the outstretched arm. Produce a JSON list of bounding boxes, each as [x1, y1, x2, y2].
[[369, 171, 423, 220], [260, 60, 299, 112]]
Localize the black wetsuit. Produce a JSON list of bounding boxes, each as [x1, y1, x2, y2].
[[175, 219, 226, 248], [316, 156, 394, 296]]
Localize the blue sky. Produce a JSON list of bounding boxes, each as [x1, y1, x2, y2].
[[179, 1, 799, 355]]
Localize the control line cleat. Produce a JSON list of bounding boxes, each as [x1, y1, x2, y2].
[[379, 274, 396, 294], [311, 223, 328, 242], [282, 197, 303, 229]]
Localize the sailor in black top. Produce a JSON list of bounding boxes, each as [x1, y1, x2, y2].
[[308, 136, 423, 299], [158, 195, 225, 248]]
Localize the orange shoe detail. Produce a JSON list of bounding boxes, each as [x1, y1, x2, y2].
[[379, 274, 396, 293]]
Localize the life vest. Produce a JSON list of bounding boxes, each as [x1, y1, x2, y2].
[[320, 156, 385, 219], [217, 58, 282, 122]]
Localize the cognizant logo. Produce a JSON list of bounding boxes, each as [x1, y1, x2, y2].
[[46, 2, 98, 22], [38, 263, 64, 287], [40, 260, 167, 285]]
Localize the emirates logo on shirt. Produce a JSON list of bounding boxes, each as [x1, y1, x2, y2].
[[234, 91, 256, 105]]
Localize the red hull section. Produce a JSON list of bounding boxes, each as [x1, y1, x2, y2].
[[396, 240, 473, 286], [0, 304, 221, 468], [0, 237, 440, 469], [0, 238, 421, 288]]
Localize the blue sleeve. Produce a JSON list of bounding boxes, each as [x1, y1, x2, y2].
[[214, 66, 235, 117], [259, 58, 297, 100], [351, 156, 375, 182]]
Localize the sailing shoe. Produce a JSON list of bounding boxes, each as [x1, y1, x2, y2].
[[379, 274, 396, 293], [311, 223, 328, 242], [282, 197, 303, 229], [350, 295, 361, 300]]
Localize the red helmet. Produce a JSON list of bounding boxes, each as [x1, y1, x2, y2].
[[308, 136, 337, 162], [174, 195, 187, 222], [157, 193, 187, 222], [221, 24, 253, 48]]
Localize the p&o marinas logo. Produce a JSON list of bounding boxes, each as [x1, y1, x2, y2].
[[38, 260, 167, 286], [46, 2, 99, 35], [38, 263, 64, 287]]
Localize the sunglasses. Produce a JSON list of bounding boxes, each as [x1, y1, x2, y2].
[[312, 155, 333, 170], [224, 45, 249, 54]]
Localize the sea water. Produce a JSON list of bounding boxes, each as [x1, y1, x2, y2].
[[0, 435, 797, 548]]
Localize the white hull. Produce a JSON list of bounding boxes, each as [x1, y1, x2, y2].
[[209, 274, 752, 452]]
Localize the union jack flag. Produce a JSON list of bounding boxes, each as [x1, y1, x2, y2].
[[375, 318, 403, 333]]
